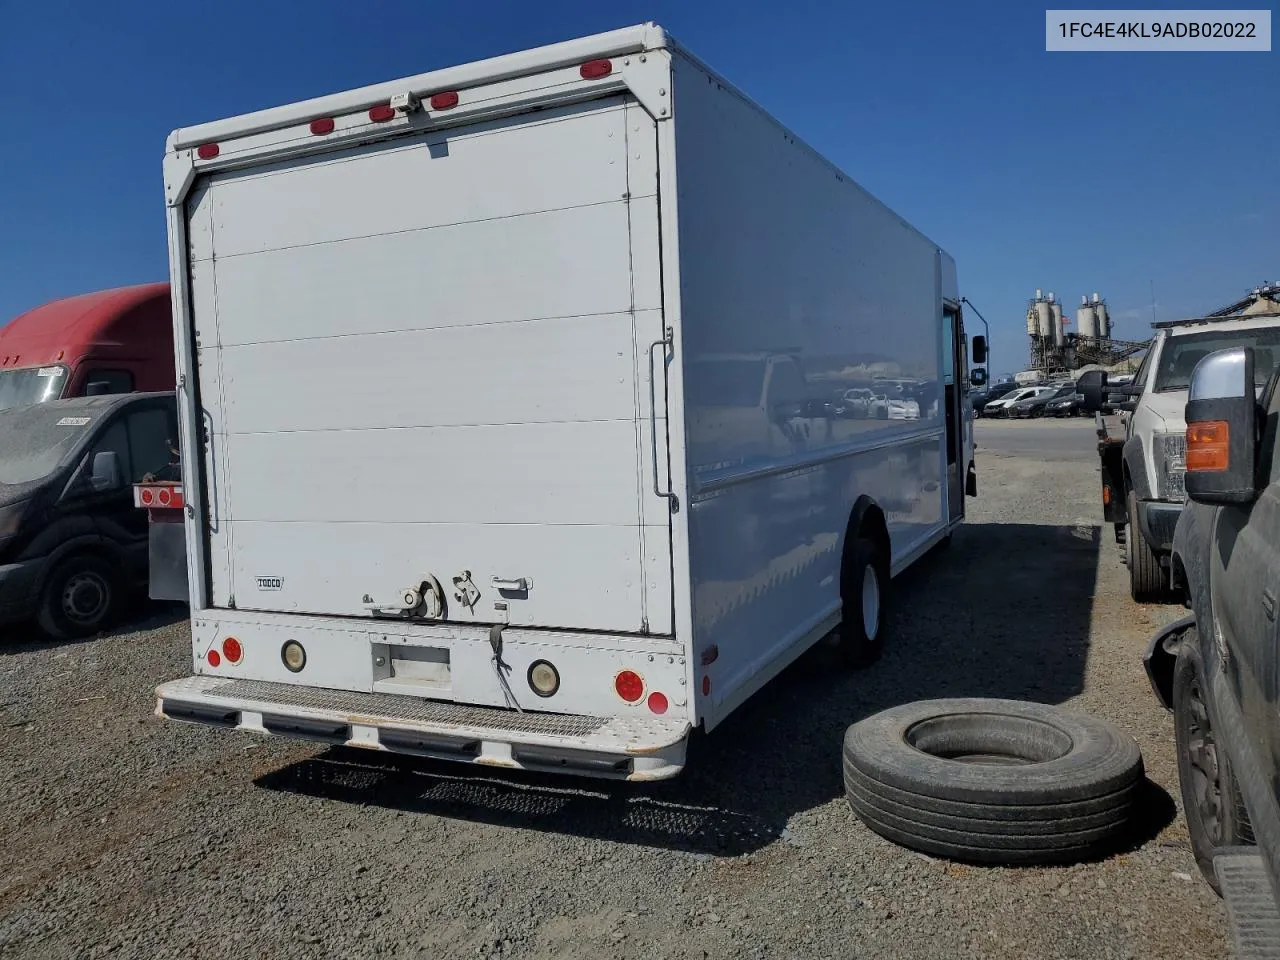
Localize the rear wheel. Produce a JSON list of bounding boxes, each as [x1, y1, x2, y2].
[[1126, 491, 1169, 602], [1173, 643, 1253, 892], [37, 555, 121, 641], [839, 538, 887, 668]]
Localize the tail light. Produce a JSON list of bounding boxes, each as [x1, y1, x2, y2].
[[614, 670, 644, 703], [647, 692, 669, 715], [281, 640, 307, 672], [222, 637, 243, 665], [528, 660, 560, 697], [206, 649, 222, 667]]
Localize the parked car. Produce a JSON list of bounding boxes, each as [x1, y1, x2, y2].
[[837, 387, 887, 419], [0, 392, 177, 639], [1008, 384, 1076, 419], [1079, 306, 1280, 601], [982, 385, 1052, 417], [1144, 346, 1280, 945], [970, 381, 1018, 415], [1045, 389, 1085, 417], [885, 396, 922, 420]]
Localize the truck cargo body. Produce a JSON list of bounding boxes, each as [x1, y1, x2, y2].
[[156, 24, 971, 780]]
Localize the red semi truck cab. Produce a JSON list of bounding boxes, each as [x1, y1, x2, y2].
[[0, 282, 173, 412]]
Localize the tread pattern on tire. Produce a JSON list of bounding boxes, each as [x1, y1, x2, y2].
[[1127, 491, 1168, 602], [843, 698, 1144, 866]]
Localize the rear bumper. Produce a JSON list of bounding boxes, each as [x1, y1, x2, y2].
[[1137, 500, 1183, 553], [0, 559, 43, 624], [156, 676, 691, 781]]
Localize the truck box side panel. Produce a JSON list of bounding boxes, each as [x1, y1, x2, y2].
[[187, 96, 673, 634], [670, 53, 947, 718]]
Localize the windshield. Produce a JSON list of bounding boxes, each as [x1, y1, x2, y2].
[[0, 365, 69, 413], [685, 360, 767, 408], [0, 402, 98, 485], [1154, 327, 1280, 393]]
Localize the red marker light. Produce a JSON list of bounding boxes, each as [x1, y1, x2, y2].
[[701, 675, 711, 696], [614, 670, 644, 703], [140, 488, 155, 506], [583, 58, 616, 79], [647, 692, 669, 715], [580, 59, 613, 80], [429, 91, 459, 110], [157, 488, 171, 507], [196, 143, 220, 160], [207, 649, 222, 667], [310, 117, 335, 135], [368, 104, 395, 123], [222, 637, 243, 665]]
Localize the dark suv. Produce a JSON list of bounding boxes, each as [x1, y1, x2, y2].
[[1144, 346, 1280, 947], [0, 392, 178, 639]]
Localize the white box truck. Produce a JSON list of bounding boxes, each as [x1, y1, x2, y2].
[[155, 23, 977, 780]]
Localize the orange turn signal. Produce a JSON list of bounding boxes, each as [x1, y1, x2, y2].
[[1186, 421, 1229, 472]]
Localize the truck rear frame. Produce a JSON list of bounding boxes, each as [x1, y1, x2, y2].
[[156, 24, 971, 780]]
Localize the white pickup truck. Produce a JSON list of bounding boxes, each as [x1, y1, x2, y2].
[[153, 23, 978, 780], [1080, 300, 1280, 601]]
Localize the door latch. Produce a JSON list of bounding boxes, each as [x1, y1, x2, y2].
[[452, 571, 481, 611]]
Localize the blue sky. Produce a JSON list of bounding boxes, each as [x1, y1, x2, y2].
[[1, 0, 1275, 376]]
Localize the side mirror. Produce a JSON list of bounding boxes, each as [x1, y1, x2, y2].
[[1076, 370, 1108, 413], [970, 368, 988, 387], [1184, 347, 1257, 505], [972, 336, 988, 365], [90, 451, 122, 492]]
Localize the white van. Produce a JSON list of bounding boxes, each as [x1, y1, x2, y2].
[[154, 24, 977, 780]]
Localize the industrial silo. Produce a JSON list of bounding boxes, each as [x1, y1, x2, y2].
[[1034, 296, 1054, 340], [1077, 296, 1099, 340], [1092, 293, 1110, 339], [1048, 293, 1064, 347]]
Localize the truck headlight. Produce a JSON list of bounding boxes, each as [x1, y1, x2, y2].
[[1153, 432, 1187, 501]]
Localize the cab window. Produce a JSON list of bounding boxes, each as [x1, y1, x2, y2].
[[83, 370, 134, 396]]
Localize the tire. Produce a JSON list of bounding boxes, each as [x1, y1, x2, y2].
[[1126, 491, 1169, 602], [36, 554, 121, 641], [1173, 643, 1254, 893], [1031, 407, 1044, 419], [838, 537, 886, 668], [843, 698, 1144, 865]]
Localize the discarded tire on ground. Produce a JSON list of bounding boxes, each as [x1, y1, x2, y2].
[[843, 698, 1144, 865]]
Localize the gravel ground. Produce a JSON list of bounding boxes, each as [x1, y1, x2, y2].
[[0, 419, 1227, 959]]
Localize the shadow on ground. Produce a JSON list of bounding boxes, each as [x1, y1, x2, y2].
[[256, 522, 1174, 855], [0, 599, 188, 657]]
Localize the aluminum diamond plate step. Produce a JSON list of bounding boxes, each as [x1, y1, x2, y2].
[[1215, 847, 1280, 960], [155, 675, 692, 780]]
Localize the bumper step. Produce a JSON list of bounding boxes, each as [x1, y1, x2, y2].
[[156, 676, 690, 780], [1214, 847, 1280, 960]]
